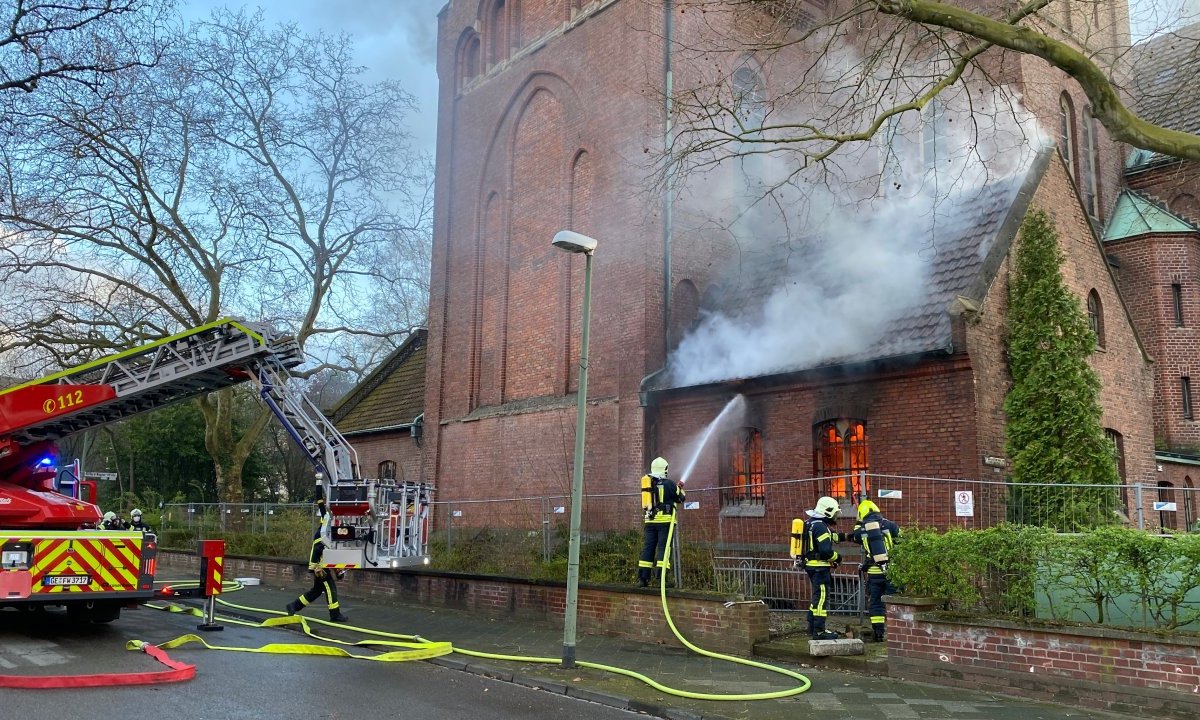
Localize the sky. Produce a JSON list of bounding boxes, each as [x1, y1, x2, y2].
[[181, 1, 442, 157]]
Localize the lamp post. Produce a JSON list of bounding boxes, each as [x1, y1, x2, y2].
[[551, 229, 597, 669]]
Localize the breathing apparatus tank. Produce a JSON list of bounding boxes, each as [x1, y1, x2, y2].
[[789, 517, 805, 561], [858, 499, 890, 568]]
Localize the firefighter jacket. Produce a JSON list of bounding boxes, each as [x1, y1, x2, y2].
[[307, 532, 326, 571], [851, 510, 900, 575], [129, 519, 153, 533], [640, 475, 684, 524], [799, 516, 841, 568]]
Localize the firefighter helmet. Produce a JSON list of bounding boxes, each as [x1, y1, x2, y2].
[[857, 499, 880, 521], [103, 511, 117, 523], [811, 496, 840, 520], [650, 457, 669, 479], [131, 508, 143, 520]]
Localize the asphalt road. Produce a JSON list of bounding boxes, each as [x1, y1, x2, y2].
[[0, 606, 639, 720]]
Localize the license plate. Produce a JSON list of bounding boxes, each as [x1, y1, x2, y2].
[[43, 575, 91, 586]]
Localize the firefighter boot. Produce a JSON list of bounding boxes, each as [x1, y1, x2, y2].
[[873, 625, 886, 643], [285, 600, 301, 616], [329, 610, 349, 623], [813, 631, 841, 640]]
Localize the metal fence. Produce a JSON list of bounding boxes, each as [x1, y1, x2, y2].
[[159, 476, 1200, 617]]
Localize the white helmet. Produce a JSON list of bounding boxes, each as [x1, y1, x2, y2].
[[650, 457, 669, 479], [103, 511, 117, 523], [131, 508, 142, 519], [810, 496, 840, 520]]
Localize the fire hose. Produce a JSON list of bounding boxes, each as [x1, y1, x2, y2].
[[133, 514, 813, 700]]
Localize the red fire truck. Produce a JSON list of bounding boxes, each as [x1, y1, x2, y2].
[[0, 318, 430, 622]]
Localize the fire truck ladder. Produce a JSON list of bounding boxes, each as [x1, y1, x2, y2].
[[255, 361, 431, 568], [0, 318, 298, 445]]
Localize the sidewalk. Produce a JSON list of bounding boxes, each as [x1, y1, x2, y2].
[[181, 579, 1125, 720]]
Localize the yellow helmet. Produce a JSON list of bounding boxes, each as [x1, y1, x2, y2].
[[650, 457, 669, 479], [857, 499, 881, 521]]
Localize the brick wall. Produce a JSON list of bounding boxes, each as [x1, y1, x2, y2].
[[156, 550, 768, 655], [347, 430, 424, 484], [886, 597, 1200, 720]]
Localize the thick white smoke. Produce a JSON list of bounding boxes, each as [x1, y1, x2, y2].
[[668, 78, 1048, 387]]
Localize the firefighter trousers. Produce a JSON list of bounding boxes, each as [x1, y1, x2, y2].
[[297, 570, 340, 615], [806, 567, 833, 636], [638, 522, 672, 585], [866, 572, 897, 638]]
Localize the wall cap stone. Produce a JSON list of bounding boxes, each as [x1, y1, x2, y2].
[[908, 610, 1200, 648]]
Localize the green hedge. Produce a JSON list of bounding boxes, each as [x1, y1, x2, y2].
[[890, 524, 1200, 630]]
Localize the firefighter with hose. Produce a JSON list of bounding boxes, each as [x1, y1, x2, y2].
[[637, 456, 685, 588]]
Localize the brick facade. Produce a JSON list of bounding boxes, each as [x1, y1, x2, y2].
[[887, 597, 1200, 720], [426, 0, 1179, 538]]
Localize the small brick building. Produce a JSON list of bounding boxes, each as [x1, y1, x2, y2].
[[359, 2, 1196, 539], [330, 329, 428, 484]]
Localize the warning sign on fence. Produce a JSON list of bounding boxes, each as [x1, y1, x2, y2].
[[955, 490, 974, 517]]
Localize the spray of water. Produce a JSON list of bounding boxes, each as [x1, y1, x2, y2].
[[677, 395, 746, 486]]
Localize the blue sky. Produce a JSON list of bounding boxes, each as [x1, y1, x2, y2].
[[181, 1, 442, 157]]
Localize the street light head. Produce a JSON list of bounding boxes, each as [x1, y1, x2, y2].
[[552, 230, 598, 255]]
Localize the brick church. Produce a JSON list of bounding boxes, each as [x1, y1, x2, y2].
[[346, 1, 1200, 542]]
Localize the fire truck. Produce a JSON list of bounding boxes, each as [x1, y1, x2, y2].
[[0, 318, 430, 622]]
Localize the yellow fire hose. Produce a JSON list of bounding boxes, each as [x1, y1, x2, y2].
[[134, 516, 813, 701]]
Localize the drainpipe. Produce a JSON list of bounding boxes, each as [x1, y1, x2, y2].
[[662, 0, 674, 353]]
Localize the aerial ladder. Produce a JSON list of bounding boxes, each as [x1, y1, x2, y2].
[[0, 318, 430, 621]]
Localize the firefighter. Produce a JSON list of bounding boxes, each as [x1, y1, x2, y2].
[[851, 498, 901, 642], [637, 456, 684, 588], [100, 511, 126, 530], [793, 496, 845, 640], [128, 508, 153, 533], [286, 498, 349, 622]]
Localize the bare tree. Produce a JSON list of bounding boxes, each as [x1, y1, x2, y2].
[[0, 0, 167, 94], [0, 9, 433, 502], [667, 0, 1200, 180]]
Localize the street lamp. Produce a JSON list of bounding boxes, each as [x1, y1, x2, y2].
[[552, 229, 597, 669]]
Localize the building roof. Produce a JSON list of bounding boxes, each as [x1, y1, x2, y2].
[[1102, 190, 1198, 241], [1127, 22, 1200, 170], [329, 329, 427, 435], [647, 150, 1048, 392]]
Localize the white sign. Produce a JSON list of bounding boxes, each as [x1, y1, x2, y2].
[[878, 489, 902, 499], [554, 506, 566, 514], [1153, 501, 1177, 512], [452, 510, 463, 518], [85, 472, 118, 481], [955, 490, 975, 517], [683, 501, 699, 510]]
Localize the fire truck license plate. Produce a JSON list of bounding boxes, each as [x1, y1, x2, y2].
[[43, 575, 91, 586]]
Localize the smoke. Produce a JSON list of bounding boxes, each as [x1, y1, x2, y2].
[[668, 69, 1048, 388]]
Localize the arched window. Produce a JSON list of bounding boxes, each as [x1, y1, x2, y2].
[[1081, 106, 1099, 217], [1087, 289, 1105, 349], [456, 30, 481, 92], [1157, 481, 1178, 531], [1105, 428, 1127, 518], [814, 419, 869, 503], [720, 427, 765, 506], [487, 0, 508, 66], [922, 96, 945, 170], [731, 65, 765, 136], [379, 460, 397, 480], [1058, 93, 1075, 178]]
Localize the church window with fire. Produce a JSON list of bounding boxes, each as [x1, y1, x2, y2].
[[720, 427, 765, 506], [814, 419, 869, 503]]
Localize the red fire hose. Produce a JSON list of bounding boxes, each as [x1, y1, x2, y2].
[[0, 641, 194, 688]]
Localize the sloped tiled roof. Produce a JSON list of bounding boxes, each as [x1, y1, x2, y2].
[[648, 151, 1047, 391], [1128, 22, 1200, 170], [1102, 190, 1198, 241], [330, 330, 427, 435]]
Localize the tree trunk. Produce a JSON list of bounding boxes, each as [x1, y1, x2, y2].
[[198, 387, 273, 504]]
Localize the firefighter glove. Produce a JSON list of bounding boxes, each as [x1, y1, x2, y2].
[[336, 570, 346, 580], [314, 568, 327, 580]]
